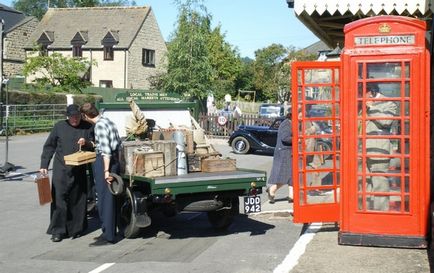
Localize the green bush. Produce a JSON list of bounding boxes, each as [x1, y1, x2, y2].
[[4, 89, 102, 105]]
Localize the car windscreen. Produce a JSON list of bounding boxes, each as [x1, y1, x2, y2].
[[260, 106, 281, 114]]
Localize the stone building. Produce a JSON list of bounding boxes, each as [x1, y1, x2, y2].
[[25, 6, 168, 89], [0, 4, 38, 77]]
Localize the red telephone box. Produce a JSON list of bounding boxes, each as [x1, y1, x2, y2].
[[339, 16, 430, 248], [292, 16, 430, 248]]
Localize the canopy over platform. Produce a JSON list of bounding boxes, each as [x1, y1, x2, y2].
[[287, 0, 433, 47]]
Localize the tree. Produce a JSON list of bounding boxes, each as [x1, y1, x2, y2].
[[252, 44, 316, 102], [160, 0, 213, 106], [235, 57, 255, 99], [206, 25, 242, 101], [12, 0, 134, 19], [155, 0, 244, 110], [253, 44, 288, 102], [12, 0, 48, 20], [23, 50, 94, 93], [283, 46, 316, 102]]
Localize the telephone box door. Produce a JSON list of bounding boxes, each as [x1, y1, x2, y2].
[[292, 61, 341, 223]]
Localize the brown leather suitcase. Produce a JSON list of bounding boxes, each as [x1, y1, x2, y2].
[[35, 175, 52, 205]]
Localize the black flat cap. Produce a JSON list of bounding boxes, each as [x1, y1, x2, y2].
[[66, 104, 80, 116]]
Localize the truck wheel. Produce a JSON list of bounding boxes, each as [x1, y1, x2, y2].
[[163, 203, 177, 217], [120, 188, 141, 238], [207, 198, 239, 230], [231, 136, 250, 154]]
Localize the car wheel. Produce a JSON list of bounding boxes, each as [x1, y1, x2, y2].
[[231, 136, 250, 154]]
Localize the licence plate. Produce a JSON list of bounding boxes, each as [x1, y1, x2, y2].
[[243, 196, 261, 214]]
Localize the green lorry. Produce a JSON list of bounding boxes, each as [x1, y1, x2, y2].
[[98, 101, 266, 238]]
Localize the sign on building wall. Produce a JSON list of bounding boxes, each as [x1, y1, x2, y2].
[[115, 91, 182, 102]]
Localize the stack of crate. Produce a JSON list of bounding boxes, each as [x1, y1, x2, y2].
[[121, 140, 176, 178]]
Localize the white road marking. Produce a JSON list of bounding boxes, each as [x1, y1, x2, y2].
[[273, 222, 322, 273], [249, 209, 293, 216], [88, 263, 115, 273]]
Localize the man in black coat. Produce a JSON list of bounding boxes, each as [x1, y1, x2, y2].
[[40, 104, 94, 242]]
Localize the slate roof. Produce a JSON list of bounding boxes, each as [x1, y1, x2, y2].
[[0, 4, 35, 33], [26, 6, 151, 49], [302, 41, 332, 55]]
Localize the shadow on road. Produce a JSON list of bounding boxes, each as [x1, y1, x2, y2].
[[138, 211, 275, 240]]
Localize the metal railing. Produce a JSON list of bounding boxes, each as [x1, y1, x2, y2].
[[0, 104, 275, 137], [0, 104, 67, 134]]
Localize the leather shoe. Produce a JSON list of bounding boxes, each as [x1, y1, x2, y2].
[[89, 238, 114, 247], [93, 234, 104, 241], [266, 188, 275, 204], [51, 234, 63, 242], [71, 234, 81, 239]]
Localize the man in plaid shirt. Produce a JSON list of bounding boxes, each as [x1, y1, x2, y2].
[[81, 102, 121, 246]]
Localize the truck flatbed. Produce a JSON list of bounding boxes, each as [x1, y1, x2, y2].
[[125, 169, 266, 196]]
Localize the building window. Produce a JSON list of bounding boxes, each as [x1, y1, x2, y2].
[[72, 45, 82, 57], [99, 80, 113, 88], [40, 45, 48, 56], [142, 49, 155, 67], [104, 46, 114, 61]]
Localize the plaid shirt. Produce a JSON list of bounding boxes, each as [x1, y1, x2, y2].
[[95, 116, 121, 157]]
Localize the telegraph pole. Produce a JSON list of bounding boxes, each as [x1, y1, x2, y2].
[[0, 19, 4, 133], [0, 19, 15, 177]]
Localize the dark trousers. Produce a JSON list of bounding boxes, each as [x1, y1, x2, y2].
[[47, 165, 87, 237], [93, 154, 119, 242]]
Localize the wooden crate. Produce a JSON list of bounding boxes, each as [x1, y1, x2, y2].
[[133, 150, 165, 178], [152, 129, 194, 154], [187, 154, 202, 172], [196, 144, 211, 154], [151, 140, 176, 176], [121, 140, 176, 176], [187, 152, 221, 173], [201, 158, 236, 173], [64, 151, 96, 166]]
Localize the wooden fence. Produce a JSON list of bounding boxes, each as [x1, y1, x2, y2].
[[198, 113, 274, 137]]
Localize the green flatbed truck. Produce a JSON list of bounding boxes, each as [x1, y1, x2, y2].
[[99, 101, 267, 238]]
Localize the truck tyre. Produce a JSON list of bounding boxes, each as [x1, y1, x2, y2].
[[120, 188, 141, 238], [231, 136, 250, 154], [207, 197, 239, 230], [163, 203, 177, 217]]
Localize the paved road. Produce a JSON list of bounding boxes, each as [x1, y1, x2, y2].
[[0, 134, 432, 273], [0, 134, 299, 273]]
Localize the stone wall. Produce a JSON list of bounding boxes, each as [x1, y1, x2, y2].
[[3, 17, 38, 77], [127, 9, 168, 89]]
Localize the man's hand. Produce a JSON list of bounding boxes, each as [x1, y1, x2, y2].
[[77, 138, 86, 147], [104, 171, 112, 184], [39, 168, 48, 175]]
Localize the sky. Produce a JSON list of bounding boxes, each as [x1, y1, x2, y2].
[[3, 0, 319, 58]]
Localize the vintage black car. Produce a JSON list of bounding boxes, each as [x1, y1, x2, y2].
[[228, 118, 285, 154], [228, 117, 333, 155]]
